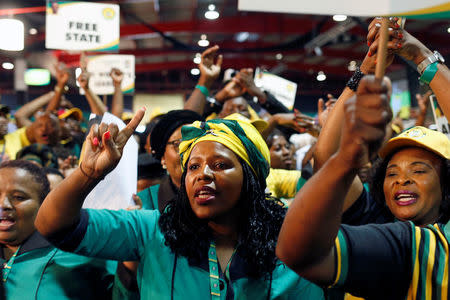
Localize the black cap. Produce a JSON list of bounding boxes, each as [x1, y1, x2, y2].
[[150, 110, 204, 160]]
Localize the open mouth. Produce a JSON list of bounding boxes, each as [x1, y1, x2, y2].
[[194, 186, 217, 205], [394, 191, 418, 206], [0, 216, 15, 230]]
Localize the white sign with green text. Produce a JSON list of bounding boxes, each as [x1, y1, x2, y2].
[[45, 1, 120, 51]]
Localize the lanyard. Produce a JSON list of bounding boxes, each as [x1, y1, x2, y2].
[[207, 242, 236, 300], [2, 247, 20, 282]]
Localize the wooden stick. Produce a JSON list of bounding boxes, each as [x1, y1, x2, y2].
[[375, 17, 389, 79]]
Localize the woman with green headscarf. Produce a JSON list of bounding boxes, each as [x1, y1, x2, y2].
[[35, 108, 323, 299]]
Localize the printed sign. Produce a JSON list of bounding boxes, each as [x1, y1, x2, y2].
[[254, 69, 297, 110], [46, 1, 120, 51], [85, 55, 135, 95], [430, 95, 450, 139], [238, 0, 450, 18]]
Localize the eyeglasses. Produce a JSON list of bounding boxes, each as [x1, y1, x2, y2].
[[167, 139, 182, 150]]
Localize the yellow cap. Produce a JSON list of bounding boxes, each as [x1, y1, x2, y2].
[[224, 113, 268, 133], [379, 126, 450, 159], [58, 108, 83, 121]]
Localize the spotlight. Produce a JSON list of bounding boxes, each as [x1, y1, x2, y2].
[[205, 5, 219, 20], [2, 62, 14, 70], [193, 53, 201, 64], [198, 34, 210, 47], [191, 68, 200, 75], [316, 71, 326, 81], [333, 15, 347, 22]]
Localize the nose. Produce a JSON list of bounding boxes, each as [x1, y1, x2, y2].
[[0, 195, 13, 210], [396, 173, 412, 186], [199, 164, 214, 181], [281, 146, 290, 156]]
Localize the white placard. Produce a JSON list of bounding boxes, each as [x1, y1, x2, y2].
[[254, 69, 297, 110], [430, 95, 450, 139], [46, 1, 120, 51], [86, 55, 135, 95], [238, 0, 449, 17], [83, 112, 138, 210]]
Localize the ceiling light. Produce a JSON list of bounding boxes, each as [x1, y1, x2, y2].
[[29, 28, 38, 35], [0, 19, 24, 51], [193, 53, 201, 64], [333, 15, 347, 22], [447, 27, 450, 33], [316, 71, 326, 81], [348, 60, 357, 72], [205, 4, 219, 20], [276, 53, 283, 60], [198, 34, 210, 47], [190, 68, 200, 76], [2, 62, 14, 70]]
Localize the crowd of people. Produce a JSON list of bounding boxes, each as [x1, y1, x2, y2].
[[0, 16, 448, 300]]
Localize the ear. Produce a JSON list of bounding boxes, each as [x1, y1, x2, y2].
[[161, 156, 167, 169]]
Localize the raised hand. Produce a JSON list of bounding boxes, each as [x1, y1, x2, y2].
[[81, 107, 146, 179], [338, 76, 392, 168], [54, 62, 70, 86], [361, 17, 402, 74], [110, 68, 124, 87], [77, 71, 90, 90], [198, 45, 223, 88], [317, 94, 337, 127]]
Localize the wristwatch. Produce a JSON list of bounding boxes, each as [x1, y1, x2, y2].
[[417, 51, 445, 74]]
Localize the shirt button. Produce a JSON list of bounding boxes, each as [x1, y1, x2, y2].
[[212, 266, 216, 271], [210, 251, 214, 255], [214, 283, 218, 288]]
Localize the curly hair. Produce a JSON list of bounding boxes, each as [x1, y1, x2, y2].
[[159, 161, 286, 278], [0, 160, 50, 203], [369, 153, 450, 224]]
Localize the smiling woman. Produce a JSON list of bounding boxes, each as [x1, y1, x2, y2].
[[35, 110, 324, 299]]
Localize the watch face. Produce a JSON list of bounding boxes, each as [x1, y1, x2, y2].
[[434, 51, 445, 63]]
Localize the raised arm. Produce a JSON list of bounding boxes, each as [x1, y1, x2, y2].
[[184, 45, 222, 115], [110, 68, 124, 118], [15, 91, 55, 128], [46, 63, 70, 112], [35, 108, 145, 237], [276, 76, 391, 285], [78, 71, 107, 116]]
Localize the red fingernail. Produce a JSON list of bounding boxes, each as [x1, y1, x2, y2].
[[368, 51, 372, 57], [93, 137, 99, 146], [397, 43, 402, 48], [398, 33, 403, 39], [394, 23, 400, 28], [367, 41, 371, 46], [104, 131, 111, 141]]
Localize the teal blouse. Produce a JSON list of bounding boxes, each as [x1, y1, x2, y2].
[[72, 209, 324, 299]]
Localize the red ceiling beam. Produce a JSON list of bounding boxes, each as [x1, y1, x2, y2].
[[0, 6, 46, 16], [120, 15, 318, 36]]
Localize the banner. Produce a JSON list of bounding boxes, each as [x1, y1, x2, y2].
[[254, 69, 297, 110], [238, 0, 450, 18], [46, 1, 120, 51], [430, 95, 450, 139], [86, 55, 135, 95]]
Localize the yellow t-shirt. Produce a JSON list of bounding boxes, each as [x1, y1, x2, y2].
[[266, 168, 301, 199], [2, 127, 31, 159]]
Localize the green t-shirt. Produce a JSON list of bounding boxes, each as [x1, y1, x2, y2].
[[74, 209, 324, 299]]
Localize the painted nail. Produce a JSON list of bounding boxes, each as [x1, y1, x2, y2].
[[367, 41, 371, 46], [104, 131, 111, 141], [398, 33, 403, 39], [397, 42, 402, 48], [394, 23, 400, 28], [368, 51, 372, 57], [93, 137, 99, 146]]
